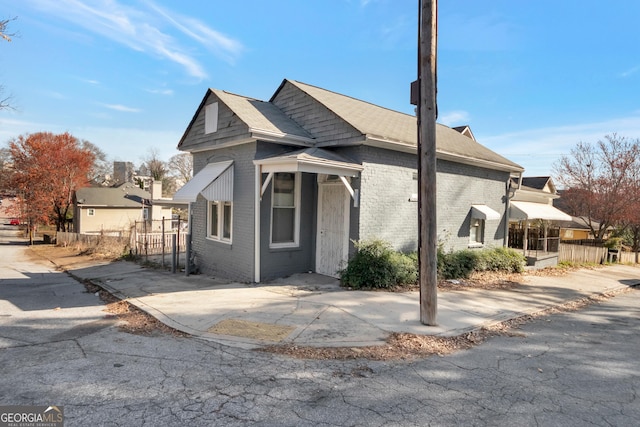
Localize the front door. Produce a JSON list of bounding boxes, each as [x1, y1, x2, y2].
[[316, 181, 350, 277]]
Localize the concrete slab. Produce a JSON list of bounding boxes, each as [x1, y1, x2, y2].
[[48, 256, 640, 349]]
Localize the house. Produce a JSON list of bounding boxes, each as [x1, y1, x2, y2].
[[508, 176, 572, 267], [74, 181, 172, 235], [173, 79, 524, 282], [557, 216, 611, 241]]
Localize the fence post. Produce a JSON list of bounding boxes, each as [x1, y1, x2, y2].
[[171, 233, 177, 274], [161, 216, 166, 268], [185, 234, 191, 276]]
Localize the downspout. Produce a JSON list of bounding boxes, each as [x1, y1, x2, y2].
[[185, 202, 192, 276], [254, 165, 261, 283]]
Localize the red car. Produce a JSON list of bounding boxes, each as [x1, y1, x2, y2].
[[9, 218, 20, 225]]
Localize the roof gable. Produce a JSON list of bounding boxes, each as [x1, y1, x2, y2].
[[178, 79, 523, 173], [521, 176, 556, 193], [178, 88, 313, 151], [274, 80, 523, 172]]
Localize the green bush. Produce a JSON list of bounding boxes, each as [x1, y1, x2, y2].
[[341, 240, 526, 288], [437, 246, 525, 280], [339, 239, 418, 289]]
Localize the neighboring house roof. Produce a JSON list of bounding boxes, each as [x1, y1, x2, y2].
[[521, 176, 556, 193], [75, 183, 151, 207], [179, 79, 524, 174], [452, 125, 477, 141], [556, 216, 613, 232]]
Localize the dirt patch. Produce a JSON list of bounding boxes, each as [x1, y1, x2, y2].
[[82, 280, 189, 338]]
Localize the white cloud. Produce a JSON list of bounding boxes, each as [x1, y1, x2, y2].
[[101, 103, 142, 113], [619, 65, 640, 78], [439, 110, 470, 126], [146, 88, 174, 96], [27, 0, 244, 80]]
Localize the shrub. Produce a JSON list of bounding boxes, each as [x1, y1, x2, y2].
[[341, 240, 526, 288], [437, 246, 525, 280], [339, 239, 417, 289]]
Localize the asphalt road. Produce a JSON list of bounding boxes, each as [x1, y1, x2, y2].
[[1, 223, 639, 426]]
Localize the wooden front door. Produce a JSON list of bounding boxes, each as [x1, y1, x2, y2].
[[316, 182, 350, 277]]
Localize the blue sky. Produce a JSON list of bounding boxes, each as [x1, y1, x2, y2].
[[1, 0, 640, 177]]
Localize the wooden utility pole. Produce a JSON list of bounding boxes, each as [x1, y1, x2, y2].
[[418, 0, 438, 325]]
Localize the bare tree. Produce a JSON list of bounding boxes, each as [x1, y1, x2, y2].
[[1, 17, 17, 110], [168, 153, 193, 184], [142, 148, 167, 182], [81, 140, 112, 185], [0, 17, 16, 42], [553, 134, 640, 240]]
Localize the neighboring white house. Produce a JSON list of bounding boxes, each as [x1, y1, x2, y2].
[[508, 176, 572, 267], [74, 182, 172, 234]]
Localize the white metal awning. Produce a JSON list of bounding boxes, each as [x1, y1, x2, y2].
[[172, 160, 234, 203], [254, 147, 363, 176], [510, 201, 572, 221], [470, 204, 501, 221]]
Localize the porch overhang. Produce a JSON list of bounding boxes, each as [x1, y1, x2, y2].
[[471, 204, 501, 221], [172, 160, 234, 203], [253, 147, 363, 176], [510, 201, 571, 221]]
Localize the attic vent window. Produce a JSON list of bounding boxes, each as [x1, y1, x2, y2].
[[205, 102, 219, 134]]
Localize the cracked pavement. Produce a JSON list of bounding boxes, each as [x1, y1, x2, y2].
[[1, 227, 639, 426]]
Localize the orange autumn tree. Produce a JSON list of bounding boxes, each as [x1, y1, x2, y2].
[[9, 132, 95, 240]]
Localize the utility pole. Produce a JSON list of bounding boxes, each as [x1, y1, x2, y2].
[[418, 0, 438, 325]]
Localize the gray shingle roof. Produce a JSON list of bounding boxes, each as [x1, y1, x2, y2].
[[75, 183, 150, 207], [212, 89, 314, 140], [285, 80, 523, 172]]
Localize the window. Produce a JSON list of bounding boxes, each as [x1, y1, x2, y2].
[[208, 200, 232, 243], [205, 102, 218, 134], [87, 208, 95, 217], [271, 172, 300, 247], [470, 218, 485, 246]]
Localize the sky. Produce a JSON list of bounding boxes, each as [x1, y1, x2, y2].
[[1, 0, 640, 177]]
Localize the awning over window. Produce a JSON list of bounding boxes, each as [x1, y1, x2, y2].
[[172, 160, 234, 203], [509, 201, 572, 221], [470, 204, 501, 220]]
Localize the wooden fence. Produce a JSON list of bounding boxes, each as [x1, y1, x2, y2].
[[558, 243, 640, 264], [57, 231, 128, 247], [57, 228, 187, 257]]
